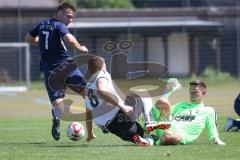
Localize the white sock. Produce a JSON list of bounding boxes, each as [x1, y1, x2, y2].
[[142, 97, 154, 124], [144, 137, 154, 146], [161, 78, 181, 99], [161, 90, 174, 99]]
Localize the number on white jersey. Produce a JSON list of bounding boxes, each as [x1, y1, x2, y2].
[[87, 89, 99, 108]]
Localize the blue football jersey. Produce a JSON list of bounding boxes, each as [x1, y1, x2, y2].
[[29, 18, 70, 66]]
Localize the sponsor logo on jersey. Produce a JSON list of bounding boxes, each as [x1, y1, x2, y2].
[[174, 113, 196, 122]]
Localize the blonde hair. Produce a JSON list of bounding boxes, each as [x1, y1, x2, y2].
[[87, 56, 105, 75]]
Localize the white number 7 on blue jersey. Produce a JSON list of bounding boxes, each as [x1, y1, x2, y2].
[[42, 31, 49, 50]]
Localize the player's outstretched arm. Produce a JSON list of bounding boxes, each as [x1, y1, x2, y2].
[[63, 33, 88, 54], [205, 107, 225, 145], [97, 78, 133, 115], [86, 109, 96, 142], [25, 33, 39, 45]]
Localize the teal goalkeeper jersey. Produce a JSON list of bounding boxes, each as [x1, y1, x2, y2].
[[152, 102, 220, 144]]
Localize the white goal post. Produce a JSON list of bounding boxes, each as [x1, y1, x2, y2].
[[0, 42, 30, 92]]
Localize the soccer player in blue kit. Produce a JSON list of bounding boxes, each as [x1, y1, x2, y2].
[[25, 3, 88, 141], [224, 93, 240, 132]]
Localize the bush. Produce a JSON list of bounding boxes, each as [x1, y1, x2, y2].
[[176, 66, 237, 87], [59, 0, 133, 9], [194, 66, 235, 86], [201, 66, 232, 79]]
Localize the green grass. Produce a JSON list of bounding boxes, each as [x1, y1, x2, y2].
[[0, 77, 239, 160], [0, 117, 239, 160]]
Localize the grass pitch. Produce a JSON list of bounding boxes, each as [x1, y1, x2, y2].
[[0, 78, 239, 160], [0, 117, 239, 160]]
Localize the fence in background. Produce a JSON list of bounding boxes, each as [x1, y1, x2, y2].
[[0, 0, 239, 82]]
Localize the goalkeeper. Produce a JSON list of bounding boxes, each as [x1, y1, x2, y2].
[[151, 80, 225, 145]]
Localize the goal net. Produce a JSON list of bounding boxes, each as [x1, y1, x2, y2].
[[0, 43, 30, 92]]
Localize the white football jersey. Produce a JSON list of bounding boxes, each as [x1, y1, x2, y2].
[[85, 69, 120, 128]]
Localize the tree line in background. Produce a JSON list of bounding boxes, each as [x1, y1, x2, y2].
[[58, 0, 132, 8], [58, 0, 238, 9]]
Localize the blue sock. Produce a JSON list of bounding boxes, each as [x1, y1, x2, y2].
[[52, 107, 62, 119]]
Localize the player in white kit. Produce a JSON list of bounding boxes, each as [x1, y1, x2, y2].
[[85, 56, 167, 146]]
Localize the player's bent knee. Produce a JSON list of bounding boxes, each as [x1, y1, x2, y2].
[[67, 85, 85, 96], [155, 98, 171, 110], [160, 131, 181, 145]]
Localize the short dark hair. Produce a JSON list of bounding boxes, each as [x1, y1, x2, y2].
[[189, 80, 207, 89], [88, 56, 105, 75], [57, 3, 76, 12]]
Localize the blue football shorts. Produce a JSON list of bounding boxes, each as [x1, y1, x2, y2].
[[43, 67, 86, 103]]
